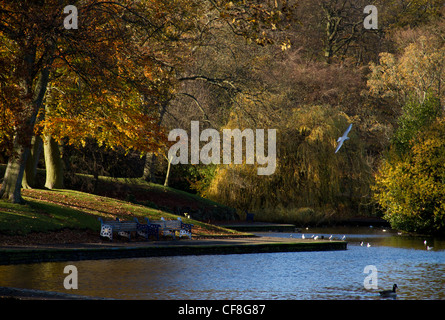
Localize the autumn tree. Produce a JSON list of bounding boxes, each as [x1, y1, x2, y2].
[[373, 118, 445, 235], [378, 0, 445, 29], [370, 21, 445, 234], [203, 105, 373, 223], [0, 0, 199, 202], [368, 32, 445, 108], [140, 0, 297, 183], [368, 25, 445, 155]]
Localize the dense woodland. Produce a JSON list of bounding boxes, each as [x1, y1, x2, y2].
[[1, 0, 445, 234]]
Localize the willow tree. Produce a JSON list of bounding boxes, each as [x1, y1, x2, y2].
[[204, 105, 373, 222]]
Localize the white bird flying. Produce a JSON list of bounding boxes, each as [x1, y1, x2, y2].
[[335, 123, 352, 153]]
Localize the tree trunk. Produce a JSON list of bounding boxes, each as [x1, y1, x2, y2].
[[43, 134, 64, 189], [22, 135, 43, 189], [0, 136, 30, 203], [0, 41, 53, 202], [142, 102, 167, 183], [164, 155, 172, 187], [142, 152, 157, 183]]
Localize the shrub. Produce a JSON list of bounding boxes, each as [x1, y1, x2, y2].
[[373, 118, 445, 235]]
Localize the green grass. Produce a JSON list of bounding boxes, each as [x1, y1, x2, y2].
[[0, 199, 97, 235], [85, 175, 234, 210]]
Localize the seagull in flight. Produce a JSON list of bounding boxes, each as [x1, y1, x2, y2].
[[335, 123, 352, 153]]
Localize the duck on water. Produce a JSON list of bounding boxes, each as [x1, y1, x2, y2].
[[379, 284, 398, 298]]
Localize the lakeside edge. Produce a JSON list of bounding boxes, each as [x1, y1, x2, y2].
[[0, 239, 347, 265]]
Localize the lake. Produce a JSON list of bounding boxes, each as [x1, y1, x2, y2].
[[0, 227, 443, 300]]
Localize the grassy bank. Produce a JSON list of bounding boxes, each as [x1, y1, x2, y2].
[[76, 175, 238, 221], [0, 187, 248, 240]]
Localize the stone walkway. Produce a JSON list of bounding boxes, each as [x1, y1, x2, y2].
[[0, 236, 347, 266]]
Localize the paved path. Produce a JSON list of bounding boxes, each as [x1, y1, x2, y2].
[[0, 236, 347, 266]]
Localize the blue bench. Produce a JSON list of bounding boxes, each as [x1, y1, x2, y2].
[[151, 217, 194, 240], [135, 218, 161, 241], [99, 217, 193, 241], [99, 218, 138, 241]]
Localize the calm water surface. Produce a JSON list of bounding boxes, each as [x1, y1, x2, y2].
[[0, 227, 444, 300]]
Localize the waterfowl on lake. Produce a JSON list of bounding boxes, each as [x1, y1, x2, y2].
[[341, 235, 346, 241], [313, 236, 319, 240], [360, 241, 363, 246], [427, 246, 433, 251], [379, 284, 398, 298], [329, 235, 333, 240], [302, 234, 305, 239], [367, 243, 371, 248]]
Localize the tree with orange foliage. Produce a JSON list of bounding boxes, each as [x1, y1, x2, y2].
[[0, 0, 197, 202]]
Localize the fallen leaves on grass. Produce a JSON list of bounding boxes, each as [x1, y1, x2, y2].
[[0, 229, 101, 246]]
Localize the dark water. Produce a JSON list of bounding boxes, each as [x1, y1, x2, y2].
[[0, 227, 444, 300]]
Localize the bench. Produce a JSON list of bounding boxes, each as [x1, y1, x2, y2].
[[135, 218, 161, 241], [151, 217, 193, 240], [99, 217, 193, 241], [98, 218, 138, 241]]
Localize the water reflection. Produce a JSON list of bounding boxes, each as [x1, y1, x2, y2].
[[0, 227, 443, 300]]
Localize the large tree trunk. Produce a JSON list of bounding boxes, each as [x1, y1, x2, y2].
[[142, 102, 167, 183], [22, 135, 43, 189], [0, 136, 30, 203], [0, 42, 52, 203], [43, 134, 64, 189]]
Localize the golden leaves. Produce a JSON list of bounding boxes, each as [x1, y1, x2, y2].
[[373, 118, 445, 233], [368, 34, 445, 105]]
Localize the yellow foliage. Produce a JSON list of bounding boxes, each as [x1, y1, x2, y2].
[[368, 35, 445, 106], [203, 105, 372, 223], [373, 117, 445, 234]]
